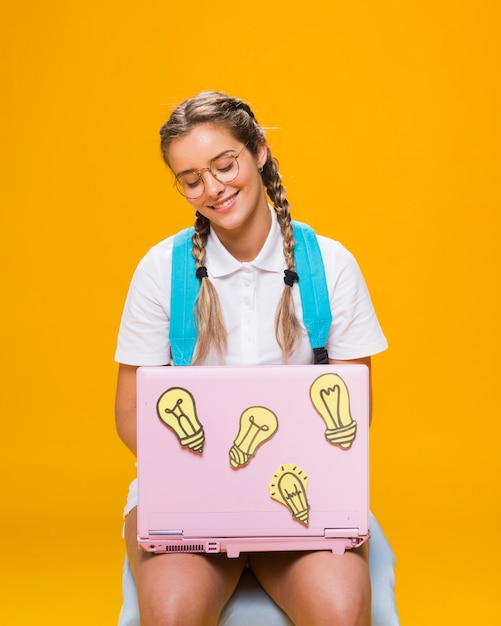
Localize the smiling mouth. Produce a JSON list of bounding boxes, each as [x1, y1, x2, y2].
[[211, 192, 238, 210]]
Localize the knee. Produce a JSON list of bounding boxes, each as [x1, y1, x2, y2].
[[137, 591, 178, 626], [282, 586, 369, 626], [330, 592, 371, 626], [296, 579, 371, 626], [138, 592, 216, 626]]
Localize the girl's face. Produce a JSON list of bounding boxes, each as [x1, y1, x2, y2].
[[167, 124, 269, 243]]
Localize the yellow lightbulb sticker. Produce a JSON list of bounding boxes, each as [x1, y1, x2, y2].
[[309, 373, 357, 449], [270, 464, 310, 526], [229, 406, 278, 468], [156, 387, 205, 453]]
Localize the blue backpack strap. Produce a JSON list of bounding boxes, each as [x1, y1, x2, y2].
[[292, 221, 333, 364], [169, 222, 332, 365], [169, 227, 198, 366]]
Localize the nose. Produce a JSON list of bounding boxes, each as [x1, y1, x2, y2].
[[200, 169, 225, 197]]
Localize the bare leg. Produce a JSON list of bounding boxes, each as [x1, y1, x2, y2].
[[249, 544, 371, 626], [125, 507, 247, 626]]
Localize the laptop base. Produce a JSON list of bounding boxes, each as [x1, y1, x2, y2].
[[139, 534, 369, 557]]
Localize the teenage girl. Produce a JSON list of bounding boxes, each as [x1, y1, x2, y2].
[[115, 91, 388, 626]]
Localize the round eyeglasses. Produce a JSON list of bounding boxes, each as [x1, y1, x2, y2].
[[174, 145, 246, 199]]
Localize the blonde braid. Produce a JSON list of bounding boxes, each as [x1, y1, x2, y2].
[[191, 212, 227, 364], [262, 156, 302, 362]]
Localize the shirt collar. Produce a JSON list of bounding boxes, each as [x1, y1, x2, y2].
[[205, 206, 285, 278]]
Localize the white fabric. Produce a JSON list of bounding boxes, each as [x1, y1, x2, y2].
[[118, 512, 399, 626], [115, 210, 388, 366], [123, 477, 138, 518]]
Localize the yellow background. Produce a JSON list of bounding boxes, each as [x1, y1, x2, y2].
[[1, 1, 499, 624]]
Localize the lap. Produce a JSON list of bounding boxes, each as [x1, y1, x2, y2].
[[248, 545, 371, 626], [124, 507, 247, 626], [125, 507, 371, 626]]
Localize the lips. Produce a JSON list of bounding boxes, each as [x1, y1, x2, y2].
[[211, 191, 239, 210]]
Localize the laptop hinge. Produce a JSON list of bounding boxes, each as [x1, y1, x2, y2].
[[324, 528, 359, 538], [149, 530, 183, 537]]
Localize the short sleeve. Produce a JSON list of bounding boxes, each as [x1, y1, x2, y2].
[[114, 237, 174, 366], [318, 237, 388, 360]]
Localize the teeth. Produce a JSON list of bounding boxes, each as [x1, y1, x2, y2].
[[213, 197, 234, 209]]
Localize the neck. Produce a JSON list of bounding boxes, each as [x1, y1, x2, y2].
[[212, 205, 272, 262]]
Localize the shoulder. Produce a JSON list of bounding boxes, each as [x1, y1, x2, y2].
[[134, 234, 176, 274], [315, 234, 359, 273], [316, 233, 352, 256], [125, 234, 179, 299], [292, 221, 356, 269]]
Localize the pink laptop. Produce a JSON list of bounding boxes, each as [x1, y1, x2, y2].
[[136, 364, 369, 557]]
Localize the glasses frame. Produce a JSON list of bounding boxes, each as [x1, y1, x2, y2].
[[174, 144, 247, 199]]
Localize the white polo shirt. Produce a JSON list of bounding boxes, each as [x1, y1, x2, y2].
[[115, 211, 387, 366]]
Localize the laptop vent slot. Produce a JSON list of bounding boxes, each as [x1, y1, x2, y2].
[[164, 544, 205, 553]]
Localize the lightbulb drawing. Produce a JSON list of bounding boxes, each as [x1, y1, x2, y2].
[[156, 387, 205, 453], [229, 406, 278, 468], [270, 464, 310, 526], [309, 373, 357, 449]]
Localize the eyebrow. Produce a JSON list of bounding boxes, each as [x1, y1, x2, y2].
[[174, 148, 240, 178]]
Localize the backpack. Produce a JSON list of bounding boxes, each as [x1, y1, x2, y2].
[[169, 221, 332, 366]]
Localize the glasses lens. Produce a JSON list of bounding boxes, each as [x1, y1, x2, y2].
[[174, 151, 241, 199], [176, 172, 204, 199], [210, 154, 239, 184]]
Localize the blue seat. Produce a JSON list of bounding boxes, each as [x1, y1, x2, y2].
[[118, 512, 399, 626]]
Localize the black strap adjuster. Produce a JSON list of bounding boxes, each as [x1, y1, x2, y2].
[[313, 347, 329, 365]]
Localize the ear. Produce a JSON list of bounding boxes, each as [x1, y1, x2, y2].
[[256, 142, 268, 169]]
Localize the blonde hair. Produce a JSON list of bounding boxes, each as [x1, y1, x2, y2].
[[160, 91, 302, 364]]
